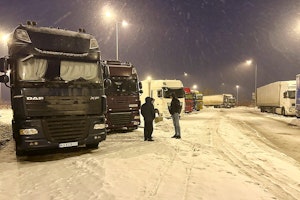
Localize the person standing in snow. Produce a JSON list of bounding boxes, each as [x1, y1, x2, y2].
[[141, 97, 155, 141], [169, 93, 182, 139]]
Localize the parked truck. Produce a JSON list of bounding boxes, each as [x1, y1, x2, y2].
[[203, 94, 235, 108], [0, 21, 110, 155], [184, 87, 193, 113], [104, 60, 141, 131], [296, 75, 300, 118], [191, 90, 203, 111], [257, 80, 296, 116], [141, 79, 185, 118]]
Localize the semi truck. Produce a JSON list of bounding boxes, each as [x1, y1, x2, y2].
[[203, 94, 235, 108], [0, 21, 109, 155], [184, 87, 193, 113], [103, 60, 141, 131], [141, 79, 185, 118], [191, 90, 203, 111], [257, 80, 296, 116]]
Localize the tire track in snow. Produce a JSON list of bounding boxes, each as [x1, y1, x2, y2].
[[214, 112, 300, 199]]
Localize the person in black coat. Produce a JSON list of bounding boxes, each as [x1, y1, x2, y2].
[[169, 93, 182, 139], [141, 97, 155, 141]]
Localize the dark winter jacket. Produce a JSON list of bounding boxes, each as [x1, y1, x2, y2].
[[141, 97, 155, 121], [169, 97, 182, 115]]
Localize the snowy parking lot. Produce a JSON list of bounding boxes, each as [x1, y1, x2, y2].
[[1, 107, 300, 200]]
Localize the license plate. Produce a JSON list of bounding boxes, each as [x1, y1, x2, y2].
[[59, 141, 78, 148]]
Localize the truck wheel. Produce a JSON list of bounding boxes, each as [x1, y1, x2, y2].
[[15, 143, 25, 156], [281, 108, 286, 116], [86, 142, 99, 149]]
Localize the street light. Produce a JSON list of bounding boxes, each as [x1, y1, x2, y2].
[[245, 59, 257, 107], [236, 85, 239, 106], [104, 10, 128, 60], [0, 32, 10, 44], [192, 84, 197, 90]]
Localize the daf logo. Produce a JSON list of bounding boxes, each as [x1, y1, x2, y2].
[[26, 96, 44, 101], [90, 96, 100, 100]]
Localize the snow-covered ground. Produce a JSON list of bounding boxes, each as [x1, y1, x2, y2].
[[1, 107, 300, 200]]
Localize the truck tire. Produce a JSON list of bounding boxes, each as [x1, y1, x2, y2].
[[15, 143, 25, 156], [281, 107, 286, 116], [86, 142, 99, 149]]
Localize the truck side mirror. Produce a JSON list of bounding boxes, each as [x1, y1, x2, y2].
[[139, 81, 142, 89], [0, 57, 7, 72], [102, 64, 110, 79], [104, 79, 112, 89], [0, 75, 9, 83]]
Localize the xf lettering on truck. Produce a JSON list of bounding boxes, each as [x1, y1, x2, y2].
[[26, 96, 44, 101], [90, 96, 100, 100]]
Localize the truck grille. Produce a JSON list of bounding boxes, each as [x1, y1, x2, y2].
[[44, 116, 88, 143], [109, 112, 131, 126]]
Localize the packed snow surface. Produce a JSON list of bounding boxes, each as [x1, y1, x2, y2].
[[1, 107, 300, 200]]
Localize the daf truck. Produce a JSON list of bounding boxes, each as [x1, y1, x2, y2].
[[0, 22, 109, 155], [141, 79, 185, 118], [257, 80, 296, 116], [104, 60, 141, 131]]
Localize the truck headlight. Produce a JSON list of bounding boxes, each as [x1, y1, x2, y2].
[[134, 116, 140, 119], [20, 128, 38, 135], [94, 124, 105, 130]]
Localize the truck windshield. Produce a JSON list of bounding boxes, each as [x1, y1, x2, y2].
[[17, 57, 100, 83], [106, 78, 138, 95], [195, 94, 203, 100], [163, 87, 185, 98], [288, 91, 295, 99], [185, 94, 193, 100]]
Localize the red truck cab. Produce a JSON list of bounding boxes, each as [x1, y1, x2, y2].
[[184, 87, 194, 113]]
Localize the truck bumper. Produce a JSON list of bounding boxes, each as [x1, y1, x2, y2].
[[13, 116, 107, 153]]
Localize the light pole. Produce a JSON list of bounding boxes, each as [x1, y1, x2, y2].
[[246, 59, 257, 107], [147, 76, 152, 97], [104, 10, 128, 60], [236, 85, 239, 106], [115, 20, 128, 60]]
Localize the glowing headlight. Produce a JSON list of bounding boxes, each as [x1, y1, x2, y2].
[[19, 128, 38, 135], [129, 104, 138, 107], [94, 124, 105, 130], [134, 116, 140, 119]]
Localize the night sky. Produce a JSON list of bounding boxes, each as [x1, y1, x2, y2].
[[1, 0, 300, 103]]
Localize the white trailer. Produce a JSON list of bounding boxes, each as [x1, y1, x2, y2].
[[257, 80, 296, 116], [203, 94, 235, 108], [296, 75, 300, 118], [141, 79, 185, 118]]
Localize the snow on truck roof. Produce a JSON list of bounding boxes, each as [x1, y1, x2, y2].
[[17, 24, 95, 39], [142, 79, 184, 88]]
